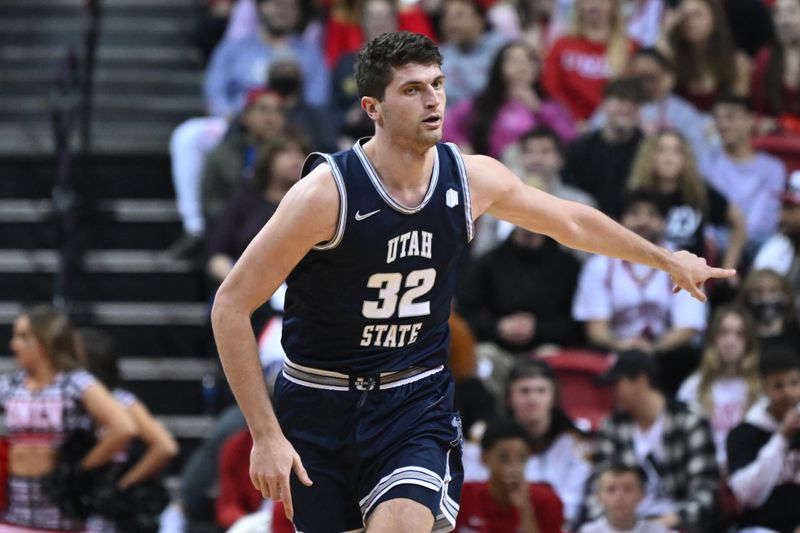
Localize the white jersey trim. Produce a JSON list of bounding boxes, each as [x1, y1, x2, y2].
[[303, 152, 347, 251], [353, 138, 440, 215], [445, 143, 474, 242]]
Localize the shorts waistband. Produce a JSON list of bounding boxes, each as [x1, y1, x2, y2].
[[281, 358, 444, 392]]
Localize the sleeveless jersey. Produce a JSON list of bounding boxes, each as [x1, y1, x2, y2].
[[282, 139, 474, 374]]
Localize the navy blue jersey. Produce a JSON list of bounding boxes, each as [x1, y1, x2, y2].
[[282, 139, 474, 374]]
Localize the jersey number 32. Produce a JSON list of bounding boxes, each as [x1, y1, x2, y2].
[[361, 268, 436, 319]]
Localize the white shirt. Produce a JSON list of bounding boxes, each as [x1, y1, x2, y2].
[[677, 373, 750, 466], [572, 253, 707, 340], [632, 414, 677, 517], [579, 517, 673, 533], [461, 432, 591, 524]]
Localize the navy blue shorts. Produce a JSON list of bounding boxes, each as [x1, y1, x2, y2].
[[273, 366, 463, 533]]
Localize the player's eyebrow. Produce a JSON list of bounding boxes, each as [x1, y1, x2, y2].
[[398, 75, 445, 88]]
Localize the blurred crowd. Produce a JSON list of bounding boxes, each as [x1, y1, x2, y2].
[[2, 0, 800, 532]]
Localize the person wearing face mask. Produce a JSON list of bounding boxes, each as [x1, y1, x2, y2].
[[738, 269, 800, 356], [266, 58, 338, 153]]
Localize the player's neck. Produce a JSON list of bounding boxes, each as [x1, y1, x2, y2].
[[362, 134, 436, 192]]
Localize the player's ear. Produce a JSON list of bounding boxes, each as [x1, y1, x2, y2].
[[361, 96, 380, 120]]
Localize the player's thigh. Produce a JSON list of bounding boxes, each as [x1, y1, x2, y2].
[[366, 498, 434, 533], [288, 448, 364, 533]]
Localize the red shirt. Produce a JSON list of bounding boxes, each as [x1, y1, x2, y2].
[[323, 7, 436, 67], [542, 36, 619, 120], [215, 430, 263, 528], [752, 46, 800, 117], [454, 482, 564, 533]]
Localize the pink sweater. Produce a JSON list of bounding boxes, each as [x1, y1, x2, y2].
[[443, 97, 577, 158]]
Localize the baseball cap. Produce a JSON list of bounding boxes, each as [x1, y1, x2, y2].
[[595, 349, 658, 385], [781, 170, 800, 206]]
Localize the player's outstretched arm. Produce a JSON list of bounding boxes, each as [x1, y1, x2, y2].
[[210, 164, 339, 517], [465, 155, 735, 302]]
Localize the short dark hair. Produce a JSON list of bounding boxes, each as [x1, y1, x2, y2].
[[78, 328, 120, 389], [600, 463, 648, 487], [519, 126, 565, 158], [354, 31, 442, 100], [759, 348, 800, 378], [603, 76, 647, 104], [632, 47, 670, 70], [713, 93, 754, 114], [480, 418, 531, 452], [621, 189, 668, 219], [506, 358, 557, 389]]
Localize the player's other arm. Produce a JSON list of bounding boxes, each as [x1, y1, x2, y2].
[[465, 155, 734, 302], [210, 164, 339, 515]]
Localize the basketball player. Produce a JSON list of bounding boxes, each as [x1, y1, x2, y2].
[[211, 32, 734, 533]]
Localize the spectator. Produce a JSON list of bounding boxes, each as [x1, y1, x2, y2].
[[572, 190, 707, 395], [201, 88, 288, 227], [752, 0, 800, 134], [476, 126, 595, 256], [582, 349, 719, 532], [267, 58, 338, 152], [79, 329, 179, 533], [323, 0, 435, 68], [444, 41, 577, 158], [563, 77, 645, 218], [590, 47, 713, 152], [204, 0, 328, 117], [516, 0, 572, 55], [193, 0, 236, 63], [726, 349, 800, 532], [456, 418, 565, 533], [627, 129, 746, 271], [579, 464, 672, 533], [702, 95, 787, 252], [330, 0, 399, 146], [752, 171, 800, 299], [456, 227, 581, 362], [659, 0, 750, 112], [721, 0, 776, 58], [206, 135, 306, 288], [515, 126, 595, 206], [216, 429, 262, 528], [0, 306, 135, 532], [738, 268, 800, 353], [462, 359, 591, 527], [168, 0, 325, 255], [624, 0, 665, 48], [541, 0, 632, 121], [439, 0, 510, 106], [676, 306, 761, 468]]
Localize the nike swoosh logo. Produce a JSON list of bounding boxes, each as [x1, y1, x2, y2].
[[355, 209, 380, 221]]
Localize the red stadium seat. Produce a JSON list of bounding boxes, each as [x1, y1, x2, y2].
[[753, 134, 800, 173], [541, 350, 615, 432]]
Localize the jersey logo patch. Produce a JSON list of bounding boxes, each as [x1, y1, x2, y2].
[[446, 188, 459, 208], [355, 209, 381, 221]]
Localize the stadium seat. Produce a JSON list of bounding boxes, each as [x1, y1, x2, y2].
[[540, 350, 615, 432]]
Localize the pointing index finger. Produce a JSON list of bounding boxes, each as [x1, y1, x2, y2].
[[707, 267, 736, 279]]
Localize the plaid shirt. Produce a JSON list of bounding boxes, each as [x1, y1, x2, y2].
[[581, 400, 719, 531]]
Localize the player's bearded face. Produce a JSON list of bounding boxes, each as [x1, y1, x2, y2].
[[380, 63, 446, 148]]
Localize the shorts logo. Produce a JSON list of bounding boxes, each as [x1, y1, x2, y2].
[[446, 189, 459, 208], [450, 415, 463, 449]]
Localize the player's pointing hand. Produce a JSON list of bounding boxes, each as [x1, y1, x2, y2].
[[250, 434, 313, 520], [667, 250, 736, 302]]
